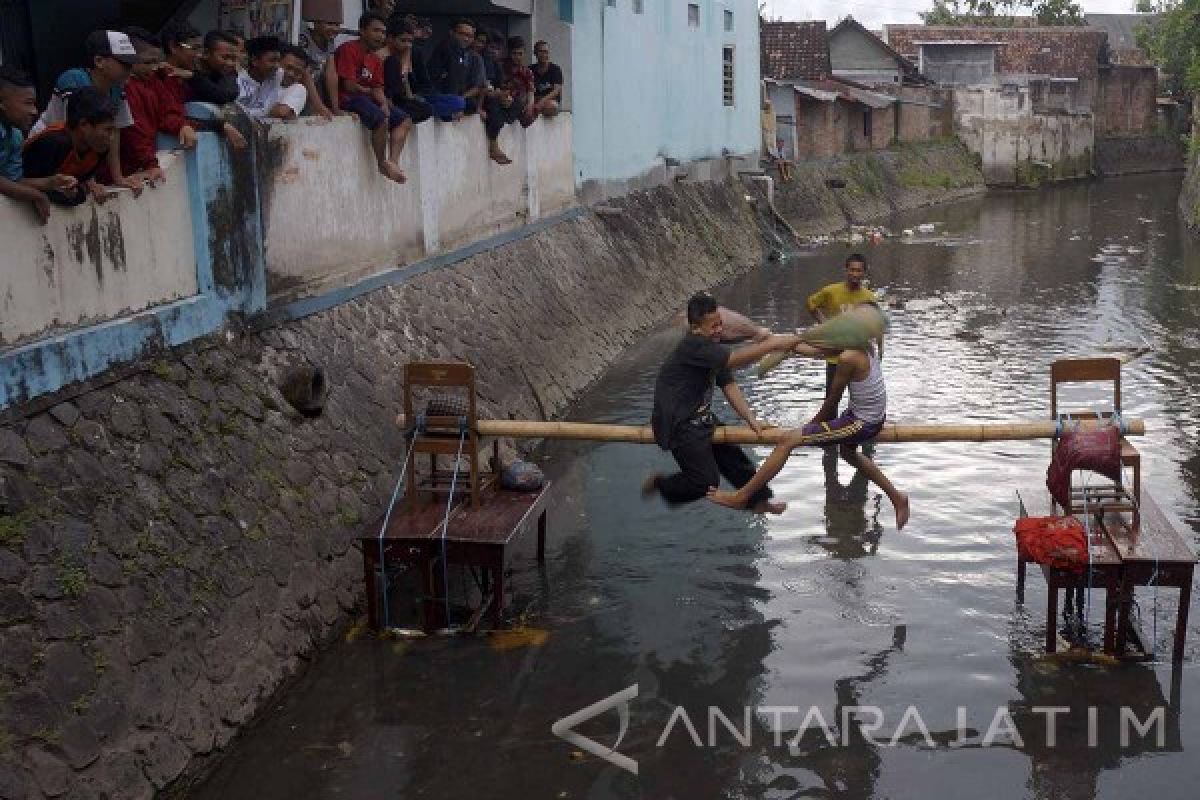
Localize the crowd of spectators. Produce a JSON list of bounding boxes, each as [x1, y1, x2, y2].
[[0, 6, 566, 221]]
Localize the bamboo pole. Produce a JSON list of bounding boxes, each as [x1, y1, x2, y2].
[[397, 416, 1145, 445]]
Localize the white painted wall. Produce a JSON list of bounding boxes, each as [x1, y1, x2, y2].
[[261, 113, 575, 298], [0, 152, 198, 348], [954, 87, 1094, 186]]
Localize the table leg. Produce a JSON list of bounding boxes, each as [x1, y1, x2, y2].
[[420, 554, 438, 633], [1174, 574, 1191, 663], [364, 543, 379, 631], [537, 510, 547, 564], [1046, 581, 1058, 654], [492, 563, 505, 629], [1116, 572, 1133, 654], [1104, 573, 1119, 655]]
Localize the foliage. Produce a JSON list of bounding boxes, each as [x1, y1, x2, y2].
[[919, 0, 1083, 25], [1135, 0, 1200, 96]]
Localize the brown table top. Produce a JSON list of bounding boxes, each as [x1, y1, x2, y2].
[[362, 482, 551, 546], [1017, 487, 1121, 566], [1099, 491, 1197, 566]]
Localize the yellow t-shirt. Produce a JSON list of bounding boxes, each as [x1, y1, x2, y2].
[[805, 282, 878, 363]]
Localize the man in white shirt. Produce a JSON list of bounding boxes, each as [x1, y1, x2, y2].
[[237, 37, 308, 121]]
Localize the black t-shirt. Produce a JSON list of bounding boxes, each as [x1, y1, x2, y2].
[[533, 62, 563, 99], [651, 333, 733, 450], [188, 67, 238, 105]]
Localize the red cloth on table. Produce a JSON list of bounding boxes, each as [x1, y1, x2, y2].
[[1014, 516, 1089, 573], [1046, 424, 1122, 510]]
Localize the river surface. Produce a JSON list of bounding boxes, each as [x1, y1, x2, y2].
[[190, 174, 1200, 800]]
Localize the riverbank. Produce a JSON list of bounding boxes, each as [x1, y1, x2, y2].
[[1183, 149, 1200, 233], [0, 138, 988, 796], [765, 140, 985, 237]]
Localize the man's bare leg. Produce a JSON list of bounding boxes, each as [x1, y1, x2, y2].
[[839, 444, 909, 529], [382, 119, 411, 184], [707, 437, 798, 511]]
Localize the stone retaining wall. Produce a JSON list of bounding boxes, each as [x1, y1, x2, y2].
[[1095, 135, 1188, 177], [0, 180, 762, 799]]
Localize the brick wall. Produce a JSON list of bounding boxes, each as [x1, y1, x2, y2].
[[1096, 65, 1158, 137]]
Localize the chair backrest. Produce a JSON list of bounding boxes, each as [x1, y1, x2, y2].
[[1050, 357, 1121, 418], [403, 361, 477, 428]]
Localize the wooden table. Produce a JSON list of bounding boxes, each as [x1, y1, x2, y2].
[[361, 482, 551, 632], [1017, 488, 1124, 655], [1098, 492, 1196, 663]]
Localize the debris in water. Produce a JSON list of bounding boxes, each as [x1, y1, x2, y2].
[[489, 626, 550, 651], [916, 223, 937, 233]]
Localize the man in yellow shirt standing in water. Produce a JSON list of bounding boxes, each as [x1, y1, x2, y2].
[[807, 253, 883, 405]]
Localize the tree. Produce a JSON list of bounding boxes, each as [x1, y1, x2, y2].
[[1136, 0, 1200, 96], [919, 0, 1085, 25]]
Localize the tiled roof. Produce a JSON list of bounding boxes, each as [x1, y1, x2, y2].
[[883, 25, 1108, 81], [761, 20, 830, 80]]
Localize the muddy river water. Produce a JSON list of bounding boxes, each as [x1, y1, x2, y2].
[[191, 173, 1200, 799]]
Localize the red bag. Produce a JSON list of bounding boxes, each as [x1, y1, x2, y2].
[[1046, 424, 1121, 510], [1014, 516, 1088, 573]]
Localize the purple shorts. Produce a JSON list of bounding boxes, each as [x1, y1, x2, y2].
[[799, 409, 884, 447]]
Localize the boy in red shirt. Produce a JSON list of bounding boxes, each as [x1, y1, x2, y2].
[[334, 11, 411, 184], [118, 28, 197, 184]]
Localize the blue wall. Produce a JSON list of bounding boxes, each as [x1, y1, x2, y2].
[[571, 0, 761, 189]]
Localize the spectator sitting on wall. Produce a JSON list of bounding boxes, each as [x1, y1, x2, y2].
[[185, 31, 250, 150], [22, 87, 119, 207], [237, 36, 307, 121], [334, 11, 411, 185], [383, 18, 433, 125], [116, 28, 197, 187], [427, 18, 484, 116], [403, 22, 465, 122], [483, 36, 536, 166], [531, 40, 562, 119], [160, 23, 246, 151], [0, 66, 77, 223], [297, 7, 342, 116], [760, 98, 793, 182], [190, 30, 241, 105], [472, 29, 502, 90], [32, 30, 143, 195]]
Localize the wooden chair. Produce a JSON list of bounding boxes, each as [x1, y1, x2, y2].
[[1049, 358, 1140, 523], [402, 362, 497, 510]]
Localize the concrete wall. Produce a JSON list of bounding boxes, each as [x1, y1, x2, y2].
[[893, 86, 955, 143], [919, 44, 998, 86], [0, 152, 197, 349], [261, 114, 575, 301], [767, 82, 798, 161], [829, 27, 901, 87], [571, 0, 760, 199], [1095, 65, 1158, 137], [955, 86, 1094, 187]]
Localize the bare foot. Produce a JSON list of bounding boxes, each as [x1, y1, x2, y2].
[[707, 487, 749, 510], [489, 148, 512, 165], [379, 162, 407, 184], [641, 473, 661, 499], [750, 499, 787, 515], [893, 492, 910, 530]]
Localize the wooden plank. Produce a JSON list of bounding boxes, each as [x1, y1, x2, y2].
[[366, 483, 550, 546], [1100, 492, 1197, 565]]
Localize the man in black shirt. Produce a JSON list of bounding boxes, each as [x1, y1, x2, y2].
[[531, 40, 563, 118], [189, 30, 240, 104], [644, 292, 800, 514], [426, 18, 483, 114]]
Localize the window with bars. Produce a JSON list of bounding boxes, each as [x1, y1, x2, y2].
[[724, 9, 733, 31], [722, 46, 734, 107], [633, 0, 643, 12], [687, 3, 700, 27]]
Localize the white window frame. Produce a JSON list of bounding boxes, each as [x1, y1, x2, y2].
[[722, 45, 735, 107]]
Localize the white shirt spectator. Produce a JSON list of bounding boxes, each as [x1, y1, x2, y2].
[[237, 68, 307, 119]]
